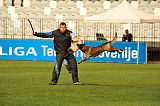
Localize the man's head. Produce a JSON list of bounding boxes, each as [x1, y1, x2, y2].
[[125, 29, 129, 34], [59, 22, 67, 33]]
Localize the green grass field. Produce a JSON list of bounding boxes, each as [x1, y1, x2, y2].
[[0, 60, 160, 106]]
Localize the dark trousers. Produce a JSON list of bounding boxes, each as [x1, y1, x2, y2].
[[51, 52, 79, 83]]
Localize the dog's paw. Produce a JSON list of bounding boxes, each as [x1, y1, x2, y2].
[[77, 62, 81, 64], [120, 49, 123, 52], [118, 49, 123, 54]]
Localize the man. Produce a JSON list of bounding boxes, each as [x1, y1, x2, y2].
[[33, 22, 82, 85], [122, 29, 133, 42]]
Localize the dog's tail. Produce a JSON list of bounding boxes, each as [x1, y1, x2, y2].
[[109, 32, 117, 44]]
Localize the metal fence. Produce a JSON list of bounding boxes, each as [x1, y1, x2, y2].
[[0, 17, 160, 62], [0, 17, 160, 47]]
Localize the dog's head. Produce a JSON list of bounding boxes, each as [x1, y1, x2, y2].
[[77, 43, 86, 50]]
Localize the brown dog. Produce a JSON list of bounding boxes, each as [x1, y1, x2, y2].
[[77, 33, 123, 64]]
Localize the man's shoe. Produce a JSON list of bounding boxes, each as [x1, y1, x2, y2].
[[49, 82, 57, 85], [73, 82, 84, 85], [68, 71, 72, 75]]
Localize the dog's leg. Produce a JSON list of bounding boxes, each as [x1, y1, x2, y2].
[[78, 53, 90, 64], [78, 57, 89, 64], [108, 48, 123, 54]]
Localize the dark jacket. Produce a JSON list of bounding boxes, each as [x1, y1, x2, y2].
[[122, 33, 133, 42], [34, 29, 72, 53]]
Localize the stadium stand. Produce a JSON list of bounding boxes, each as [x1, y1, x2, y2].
[[0, 0, 159, 47]]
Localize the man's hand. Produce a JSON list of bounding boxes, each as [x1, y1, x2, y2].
[[33, 32, 37, 35]]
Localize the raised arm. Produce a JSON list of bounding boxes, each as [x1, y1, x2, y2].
[[33, 32, 54, 38]]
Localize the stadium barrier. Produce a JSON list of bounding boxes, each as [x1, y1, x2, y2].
[[148, 47, 160, 62], [0, 39, 147, 64], [0, 18, 160, 47]]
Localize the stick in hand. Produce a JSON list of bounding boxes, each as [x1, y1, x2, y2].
[[28, 19, 35, 35]]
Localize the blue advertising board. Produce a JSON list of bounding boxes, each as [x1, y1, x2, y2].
[[0, 39, 147, 64]]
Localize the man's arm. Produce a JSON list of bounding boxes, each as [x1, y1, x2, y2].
[[33, 32, 54, 38], [70, 32, 82, 44], [68, 32, 82, 52], [130, 34, 133, 42]]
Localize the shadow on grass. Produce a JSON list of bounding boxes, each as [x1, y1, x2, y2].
[[55, 83, 138, 88]]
